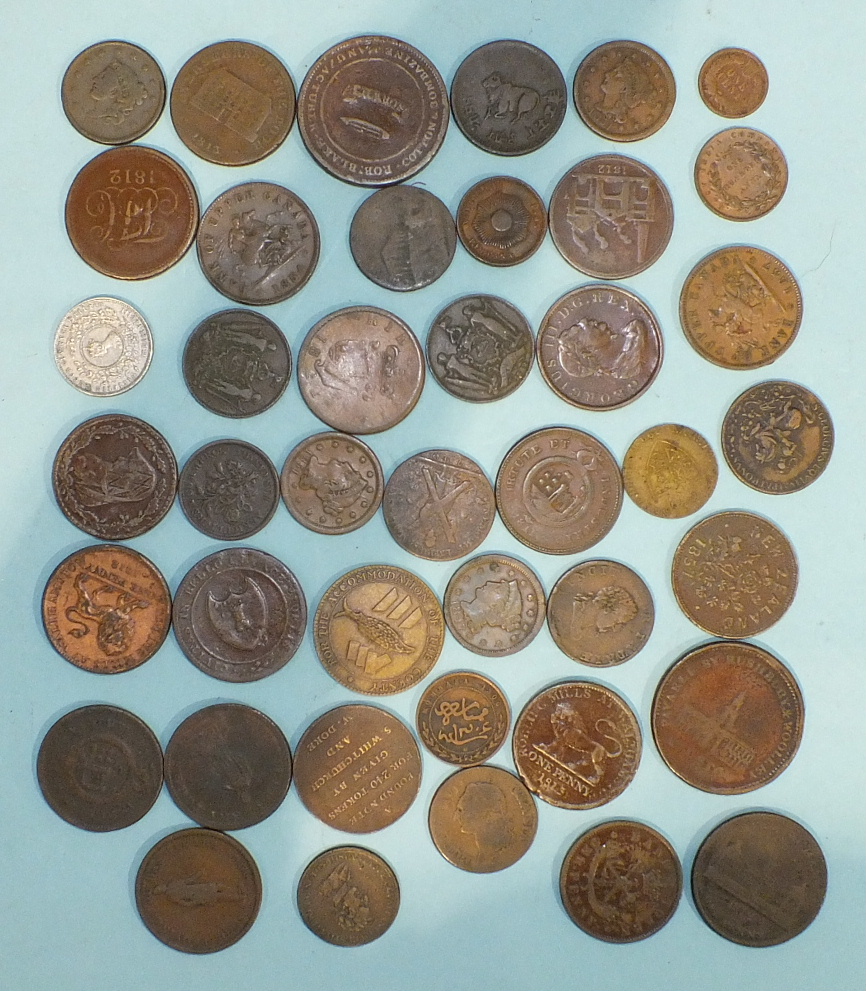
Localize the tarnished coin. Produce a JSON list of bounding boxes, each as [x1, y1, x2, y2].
[[173, 547, 306, 682], [671, 510, 797, 638], [298, 35, 448, 186], [53, 413, 177, 540], [293, 704, 422, 832], [136, 828, 262, 953], [62, 41, 165, 145], [547, 560, 653, 667], [695, 128, 787, 220], [496, 427, 623, 555], [164, 703, 292, 830], [560, 820, 682, 942], [574, 41, 676, 141], [298, 847, 400, 946], [416, 671, 510, 765], [37, 704, 163, 831], [549, 155, 673, 279], [382, 449, 495, 561], [623, 423, 718, 518], [513, 681, 641, 810], [297, 306, 424, 434], [692, 812, 827, 946], [457, 176, 546, 267], [538, 285, 663, 410], [314, 565, 444, 695], [679, 246, 802, 369], [197, 181, 319, 305], [722, 380, 833, 493], [65, 145, 198, 280], [444, 553, 545, 657], [652, 641, 803, 794], [699, 49, 769, 119], [171, 41, 295, 166]]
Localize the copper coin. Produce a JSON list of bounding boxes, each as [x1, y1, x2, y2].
[[314, 564, 444, 695], [695, 128, 788, 220], [444, 553, 545, 657], [623, 423, 718, 518], [722, 380, 834, 493], [679, 246, 802, 369], [197, 181, 319, 305], [652, 641, 803, 794], [692, 812, 827, 946], [298, 846, 400, 946], [457, 176, 546, 267], [65, 145, 198, 280], [537, 284, 663, 410], [547, 559, 654, 667], [548, 155, 673, 279], [513, 681, 641, 810], [164, 703, 292, 830], [416, 670, 510, 765], [173, 547, 306, 682], [496, 427, 623, 555], [135, 827, 262, 953], [560, 820, 682, 942], [671, 510, 798, 638], [298, 35, 448, 186], [699, 48, 769, 119], [62, 41, 165, 145], [293, 704, 422, 832], [37, 704, 163, 831], [382, 449, 496, 561], [171, 41, 295, 166], [574, 41, 675, 141], [297, 306, 425, 434]]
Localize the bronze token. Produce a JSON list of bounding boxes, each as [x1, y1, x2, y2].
[[695, 128, 787, 220], [416, 670, 510, 765], [65, 145, 198, 280], [428, 766, 537, 873], [293, 704, 422, 832], [457, 176, 546, 267], [560, 820, 682, 942], [671, 510, 798, 638], [722, 380, 834, 493], [171, 41, 295, 166], [652, 641, 803, 794], [623, 423, 718, 518], [699, 48, 769, 119], [692, 812, 827, 946], [496, 427, 623, 555], [537, 284, 663, 410], [314, 564, 444, 695], [513, 681, 641, 810], [136, 827, 262, 953], [37, 704, 163, 831], [42, 544, 171, 674], [547, 560, 654, 667]]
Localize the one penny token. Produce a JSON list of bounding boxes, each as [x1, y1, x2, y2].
[[652, 641, 803, 794], [173, 547, 306, 682], [695, 128, 787, 221], [164, 703, 292, 830], [135, 828, 262, 953], [513, 681, 641, 810], [444, 553, 545, 657], [722, 380, 834, 493], [416, 671, 510, 765], [293, 704, 422, 832], [623, 423, 718, 518], [692, 812, 827, 946], [171, 41, 295, 166], [496, 427, 623, 555], [671, 510, 797, 638], [37, 704, 163, 831], [298, 35, 449, 186], [297, 306, 425, 434], [699, 48, 769, 119], [457, 176, 546, 267], [65, 145, 198, 280], [314, 564, 444, 695], [298, 847, 400, 946]]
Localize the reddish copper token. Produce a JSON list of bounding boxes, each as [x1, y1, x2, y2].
[[457, 176, 546, 267], [695, 128, 787, 221], [699, 48, 769, 118]]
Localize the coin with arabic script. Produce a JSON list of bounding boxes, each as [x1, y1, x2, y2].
[[416, 671, 510, 765]]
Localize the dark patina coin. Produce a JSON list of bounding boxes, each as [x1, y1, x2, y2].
[[457, 175, 547, 266]]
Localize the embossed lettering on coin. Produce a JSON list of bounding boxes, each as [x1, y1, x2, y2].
[[699, 49, 769, 119], [416, 671, 510, 765], [623, 423, 718, 518], [457, 175, 546, 267], [695, 128, 787, 220]]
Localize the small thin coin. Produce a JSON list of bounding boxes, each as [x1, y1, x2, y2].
[[699, 48, 769, 119], [695, 128, 787, 220], [457, 176, 546, 267], [623, 423, 718, 518], [416, 671, 510, 765], [692, 812, 827, 946]]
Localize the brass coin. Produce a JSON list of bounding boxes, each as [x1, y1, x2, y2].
[[695, 128, 787, 220], [699, 48, 769, 119], [416, 670, 510, 765], [456, 176, 546, 267], [623, 423, 718, 518]]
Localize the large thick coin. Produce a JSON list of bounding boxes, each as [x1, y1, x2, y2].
[[699, 48, 769, 118], [695, 128, 787, 220], [416, 670, 510, 765], [456, 176, 546, 267], [623, 423, 718, 518]]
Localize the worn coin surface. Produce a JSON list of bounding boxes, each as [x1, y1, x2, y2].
[[416, 671, 510, 765], [136, 827, 262, 953], [699, 48, 769, 119], [623, 423, 718, 518], [560, 820, 682, 942], [695, 128, 787, 220], [173, 547, 306, 682], [37, 704, 163, 831], [457, 175, 546, 267], [692, 812, 827, 946]]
